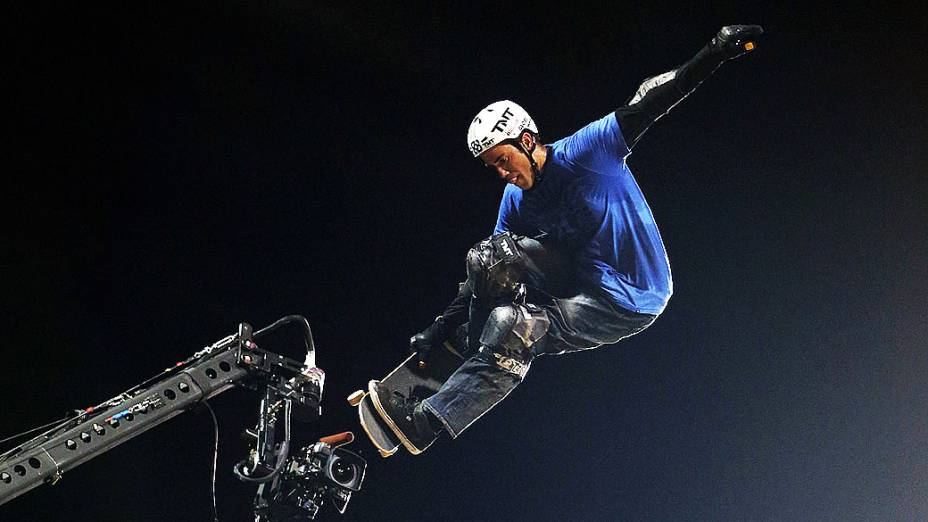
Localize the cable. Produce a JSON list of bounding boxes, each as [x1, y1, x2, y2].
[[0, 415, 73, 446], [203, 400, 220, 522], [254, 315, 316, 364], [0, 413, 78, 451]]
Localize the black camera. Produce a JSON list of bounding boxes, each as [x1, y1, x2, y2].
[[262, 438, 367, 520]]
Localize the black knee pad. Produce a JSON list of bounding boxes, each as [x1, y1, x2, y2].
[[466, 233, 526, 300], [479, 304, 550, 362]]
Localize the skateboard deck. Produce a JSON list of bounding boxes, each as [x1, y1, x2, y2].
[[349, 341, 464, 457]]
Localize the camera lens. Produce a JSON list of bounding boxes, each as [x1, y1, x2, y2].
[[324, 449, 365, 492], [331, 457, 356, 486]]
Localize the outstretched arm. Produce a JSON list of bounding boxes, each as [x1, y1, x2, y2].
[[616, 24, 764, 149]]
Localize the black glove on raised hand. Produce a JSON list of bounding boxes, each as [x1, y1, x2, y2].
[[710, 24, 764, 60], [409, 317, 448, 365]]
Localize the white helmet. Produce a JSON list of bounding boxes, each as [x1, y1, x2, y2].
[[467, 100, 538, 157]]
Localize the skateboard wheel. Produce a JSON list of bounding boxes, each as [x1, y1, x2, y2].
[[347, 390, 365, 407]]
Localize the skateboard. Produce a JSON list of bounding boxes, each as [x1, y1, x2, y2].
[[348, 341, 464, 457]]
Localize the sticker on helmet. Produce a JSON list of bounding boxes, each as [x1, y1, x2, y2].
[[491, 107, 515, 133]]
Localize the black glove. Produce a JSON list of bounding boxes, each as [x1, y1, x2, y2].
[[409, 317, 448, 365], [710, 24, 764, 60]]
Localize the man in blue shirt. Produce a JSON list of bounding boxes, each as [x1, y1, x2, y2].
[[370, 25, 764, 454]]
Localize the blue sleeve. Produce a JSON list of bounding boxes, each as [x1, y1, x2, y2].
[[559, 112, 631, 173], [493, 184, 520, 234]]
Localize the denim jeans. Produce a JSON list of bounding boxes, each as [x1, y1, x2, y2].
[[423, 236, 658, 438]]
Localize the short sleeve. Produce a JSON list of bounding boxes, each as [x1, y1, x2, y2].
[[558, 112, 631, 173]]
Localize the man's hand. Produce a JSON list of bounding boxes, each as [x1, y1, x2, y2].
[[409, 317, 447, 366], [711, 24, 764, 60]]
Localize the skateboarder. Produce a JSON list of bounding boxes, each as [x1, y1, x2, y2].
[[370, 25, 764, 454]]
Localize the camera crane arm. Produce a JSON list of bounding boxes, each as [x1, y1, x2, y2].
[[0, 320, 320, 507]]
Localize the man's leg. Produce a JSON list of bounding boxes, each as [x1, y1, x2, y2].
[[422, 292, 656, 439], [532, 291, 658, 356], [423, 303, 548, 438], [370, 303, 547, 452]]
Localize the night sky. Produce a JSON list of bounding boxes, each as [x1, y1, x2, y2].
[[4, 3, 926, 521]]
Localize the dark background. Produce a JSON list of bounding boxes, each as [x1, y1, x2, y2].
[[4, 2, 926, 521]]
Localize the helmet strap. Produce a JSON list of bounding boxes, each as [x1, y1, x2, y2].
[[518, 134, 543, 184]]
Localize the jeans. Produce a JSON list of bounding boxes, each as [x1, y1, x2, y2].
[[423, 236, 658, 438]]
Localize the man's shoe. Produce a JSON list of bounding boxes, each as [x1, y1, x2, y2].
[[368, 380, 439, 455]]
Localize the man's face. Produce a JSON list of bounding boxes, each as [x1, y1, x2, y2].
[[479, 142, 535, 190]]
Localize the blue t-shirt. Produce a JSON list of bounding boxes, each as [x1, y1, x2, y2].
[[494, 112, 672, 314]]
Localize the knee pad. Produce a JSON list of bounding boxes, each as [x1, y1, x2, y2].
[[479, 304, 550, 362], [466, 233, 526, 300], [477, 304, 549, 378]]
